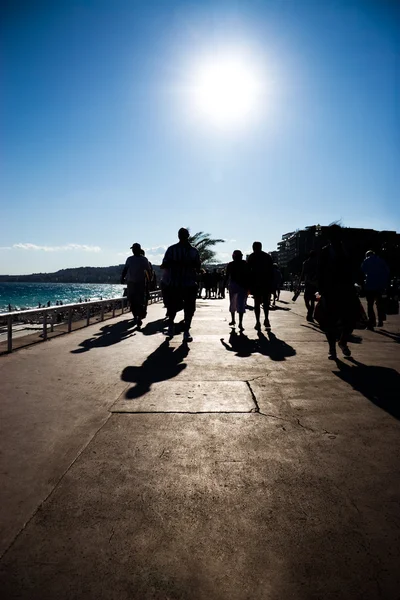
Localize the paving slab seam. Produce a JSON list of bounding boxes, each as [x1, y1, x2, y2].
[[111, 410, 258, 414], [245, 380, 260, 412], [111, 382, 135, 408], [0, 412, 112, 562]]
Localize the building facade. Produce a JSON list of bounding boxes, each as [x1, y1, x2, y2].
[[275, 225, 400, 277]]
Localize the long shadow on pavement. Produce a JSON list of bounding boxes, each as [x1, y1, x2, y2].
[[220, 330, 296, 361], [121, 339, 189, 399], [71, 319, 136, 353], [333, 358, 400, 420], [140, 318, 166, 336], [140, 318, 186, 336], [375, 329, 400, 343]]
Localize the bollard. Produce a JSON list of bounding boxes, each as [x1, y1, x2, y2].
[[68, 307, 73, 332], [86, 306, 90, 326], [43, 312, 48, 341], [7, 315, 12, 353]]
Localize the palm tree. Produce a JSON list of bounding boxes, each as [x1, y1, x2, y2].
[[188, 231, 225, 265]]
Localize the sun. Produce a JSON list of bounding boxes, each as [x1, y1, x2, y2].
[[191, 54, 264, 128]]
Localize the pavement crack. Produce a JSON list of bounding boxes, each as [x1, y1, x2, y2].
[[0, 412, 112, 562], [245, 380, 259, 413], [245, 374, 270, 383], [258, 412, 293, 424], [296, 418, 317, 432]]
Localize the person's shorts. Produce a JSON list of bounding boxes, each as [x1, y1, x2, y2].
[[251, 287, 271, 305], [168, 285, 197, 315]]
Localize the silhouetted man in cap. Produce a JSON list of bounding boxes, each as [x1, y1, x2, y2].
[[161, 228, 201, 342], [121, 242, 151, 327]]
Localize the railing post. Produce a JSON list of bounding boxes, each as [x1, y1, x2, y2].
[[43, 312, 48, 341], [86, 306, 90, 326], [7, 315, 12, 353], [101, 303, 105, 322], [50, 311, 55, 333], [68, 307, 73, 332], [112, 302, 116, 317]]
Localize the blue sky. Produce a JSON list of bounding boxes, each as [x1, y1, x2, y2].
[[1, 0, 399, 274]]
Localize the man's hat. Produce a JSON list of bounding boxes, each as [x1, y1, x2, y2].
[[130, 242, 141, 251]]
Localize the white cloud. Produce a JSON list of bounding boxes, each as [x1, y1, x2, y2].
[[11, 243, 101, 252], [144, 245, 168, 254]]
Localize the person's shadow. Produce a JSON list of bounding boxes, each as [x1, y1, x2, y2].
[[220, 330, 296, 361], [333, 358, 400, 420], [71, 319, 136, 353], [121, 339, 189, 399], [140, 318, 166, 336], [375, 329, 400, 343]]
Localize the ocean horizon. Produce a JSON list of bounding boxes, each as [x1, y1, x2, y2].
[[0, 282, 126, 312]]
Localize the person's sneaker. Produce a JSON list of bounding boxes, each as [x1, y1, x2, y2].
[[254, 322, 261, 330], [306, 315, 314, 322], [264, 318, 271, 329], [328, 347, 337, 360], [167, 324, 174, 337], [338, 341, 351, 357], [229, 320, 236, 326], [137, 319, 142, 328], [183, 330, 193, 342]]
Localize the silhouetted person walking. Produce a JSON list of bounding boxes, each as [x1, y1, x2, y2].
[[218, 270, 226, 298], [361, 250, 389, 330], [225, 250, 249, 331], [161, 228, 201, 342], [121, 242, 151, 328], [317, 224, 357, 359], [247, 241, 274, 330], [272, 263, 282, 305], [300, 250, 318, 321]]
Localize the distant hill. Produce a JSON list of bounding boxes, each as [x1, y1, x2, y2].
[[0, 263, 229, 284], [0, 264, 161, 284]]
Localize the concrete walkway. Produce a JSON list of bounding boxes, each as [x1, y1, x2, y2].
[[0, 292, 399, 599]]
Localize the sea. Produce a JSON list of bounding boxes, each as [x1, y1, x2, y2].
[[0, 282, 126, 313]]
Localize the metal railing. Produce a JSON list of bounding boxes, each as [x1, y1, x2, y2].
[[0, 290, 163, 353]]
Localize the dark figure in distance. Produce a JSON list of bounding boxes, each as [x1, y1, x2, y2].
[[218, 270, 226, 298], [272, 263, 283, 305], [203, 270, 212, 299], [361, 250, 389, 330], [161, 227, 201, 342], [300, 250, 318, 322], [247, 241, 274, 330], [317, 224, 358, 359], [121, 242, 151, 328]]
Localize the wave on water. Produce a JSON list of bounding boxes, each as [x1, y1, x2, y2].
[[0, 282, 126, 312]]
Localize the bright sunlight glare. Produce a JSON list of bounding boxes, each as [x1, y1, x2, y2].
[[190, 53, 265, 129]]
